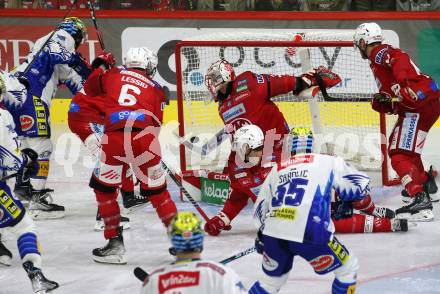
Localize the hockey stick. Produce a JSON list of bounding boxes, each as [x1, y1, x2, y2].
[[176, 127, 229, 156], [20, 1, 77, 77], [161, 160, 210, 222], [87, 0, 105, 51], [133, 246, 257, 282], [0, 172, 18, 182], [219, 246, 256, 265]]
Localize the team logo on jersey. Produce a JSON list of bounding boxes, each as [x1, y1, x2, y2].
[[69, 102, 80, 113], [221, 103, 246, 123], [158, 271, 200, 293], [19, 115, 34, 132], [269, 207, 296, 221], [236, 79, 248, 92], [254, 177, 261, 184], [375, 47, 388, 65], [262, 252, 279, 271], [310, 255, 335, 273], [234, 172, 247, 179], [256, 74, 264, 84]]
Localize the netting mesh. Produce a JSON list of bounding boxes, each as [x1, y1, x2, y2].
[[177, 31, 397, 179]]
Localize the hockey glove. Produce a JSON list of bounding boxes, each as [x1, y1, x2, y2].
[[21, 148, 39, 179], [295, 66, 341, 96], [70, 52, 92, 79], [333, 200, 354, 220], [204, 212, 232, 236], [373, 92, 393, 103], [255, 229, 264, 255], [91, 52, 116, 70]]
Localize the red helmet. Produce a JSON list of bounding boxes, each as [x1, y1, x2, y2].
[[204, 59, 235, 99]]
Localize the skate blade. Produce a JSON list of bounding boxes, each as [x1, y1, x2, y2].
[[396, 210, 434, 222], [0, 255, 12, 266], [123, 202, 150, 214], [35, 284, 59, 294], [29, 210, 65, 220], [429, 193, 439, 203], [401, 196, 411, 204], [94, 221, 130, 231], [93, 255, 127, 265]]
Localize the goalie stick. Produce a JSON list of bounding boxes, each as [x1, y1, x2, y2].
[[161, 160, 210, 222], [133, 246, 256, 282], [176, 127, 229, 156]]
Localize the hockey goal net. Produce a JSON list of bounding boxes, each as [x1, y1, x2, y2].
[[175, 31, 399, 186]]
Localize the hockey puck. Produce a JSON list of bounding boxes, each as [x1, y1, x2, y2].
[[190, 136, 199, 143], [134, 267, 149, 282]]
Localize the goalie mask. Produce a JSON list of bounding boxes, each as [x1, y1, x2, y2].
[[168, 211, 204, 255], [205, 59, 235, 100], [124, 47, 158, 78], [354, 22, 384, 59], [58, 17, 87, 49], [232, 124, 264, 166], [290, 127, 314, 155]]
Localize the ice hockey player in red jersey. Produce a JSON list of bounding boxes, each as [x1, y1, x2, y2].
[[83, 47, 177, 264], [354, 22, 439, 221], [203, 59, 341, 236], [68, 52, 149, 231]]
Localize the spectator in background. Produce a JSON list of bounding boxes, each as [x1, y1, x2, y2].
[[273, 0, 304, 10], [304, 0, 347, 10], [197, 0, 248, 10], [351, 0, 396, 10], [397, 0, 440, 10]]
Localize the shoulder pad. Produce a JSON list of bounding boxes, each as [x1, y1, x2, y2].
[[196, 261, 226, 275]]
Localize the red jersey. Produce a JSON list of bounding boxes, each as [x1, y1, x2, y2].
[[369, 44, 439, 113], [229, 163, 273, 202], [68, 90, 105, 124], [84, 67, 165, 131], [218, 71, 296, 142]]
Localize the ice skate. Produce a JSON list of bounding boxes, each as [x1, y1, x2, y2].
[[14, 180, 33, 202], [402, 166, 439, 203], [372, 206, 395, 219], [23, 261, 59, 293], [94, 211, 130, 231], [28, 189, 65, 220], [396, 192, 434, 222], [121, 190, 150, 214], [0, 239, 12, 266], [92, 227, 126, 264]]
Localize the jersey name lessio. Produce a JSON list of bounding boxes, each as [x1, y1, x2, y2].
[[253, 154, 370, 244], [141, 259, 246, 294]]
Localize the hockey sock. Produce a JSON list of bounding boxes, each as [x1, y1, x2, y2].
[[391, 153, 424, 196], [149, 190, 177, 227], [95, 190, 120, 239], [17, 232, 42, 268], [222, 192, 249, 222], [30, 159, 50, 191], [353, 194, 375, 214], [121, 166, 135, 193], [334, 214, 392, 233], [332, 278, 356, 294]]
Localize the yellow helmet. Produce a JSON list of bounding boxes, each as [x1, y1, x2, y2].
[[168, 211, 204, 254]]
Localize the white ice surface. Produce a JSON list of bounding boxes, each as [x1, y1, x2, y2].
[[1, 125, 439, 294]]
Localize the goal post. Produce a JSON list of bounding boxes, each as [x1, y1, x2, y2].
[[175, 35, 400, 187]]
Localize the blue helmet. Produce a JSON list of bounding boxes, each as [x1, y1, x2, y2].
[[290, 127, 314, 155], [168, 211, 204, 255], [58, 17, 87, 48]]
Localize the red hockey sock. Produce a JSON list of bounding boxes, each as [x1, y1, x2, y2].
[[391, 153, 424, 196], [334, 214, 392, 233], [95, 190, 120, 239], [222, 192, 249, 222], [150, 190, 177, 227], [353, 194, 375, 215], [121, 166, 135, 193]]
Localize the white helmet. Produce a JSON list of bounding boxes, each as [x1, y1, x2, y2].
[[232, 125, 264, 161], [354, 22, 384, 48], [205, 59, 235, 99], [124, 47, 158, 77]]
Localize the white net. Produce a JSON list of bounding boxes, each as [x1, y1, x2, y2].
[[177, 31, 398, 182]]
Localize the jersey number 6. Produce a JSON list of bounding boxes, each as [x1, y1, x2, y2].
[[118, 84, 140, 106], [272, 178, 309, 208]]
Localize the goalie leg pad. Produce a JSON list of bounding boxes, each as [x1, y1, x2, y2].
[[95, 190, 120, 239], [148, 188, 177, 227]]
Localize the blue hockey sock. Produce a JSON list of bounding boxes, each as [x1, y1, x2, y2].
[[249, 281, 271, 294], [332, 278, 356, 294], [17, 232, 40, 259]]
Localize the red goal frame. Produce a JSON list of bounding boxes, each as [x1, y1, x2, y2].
[[175, 40, 400, 187]]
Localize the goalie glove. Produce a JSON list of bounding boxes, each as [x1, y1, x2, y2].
[[332, 200, 354, 220], [373, 92, 393, 103]]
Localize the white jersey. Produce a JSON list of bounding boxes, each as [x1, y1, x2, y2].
[[0, 70, 27, 109], [253, 153, 370, 244], [15, 29, 85, 107], [140, 259, 247, 294], [0, 108, 26, 178]]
